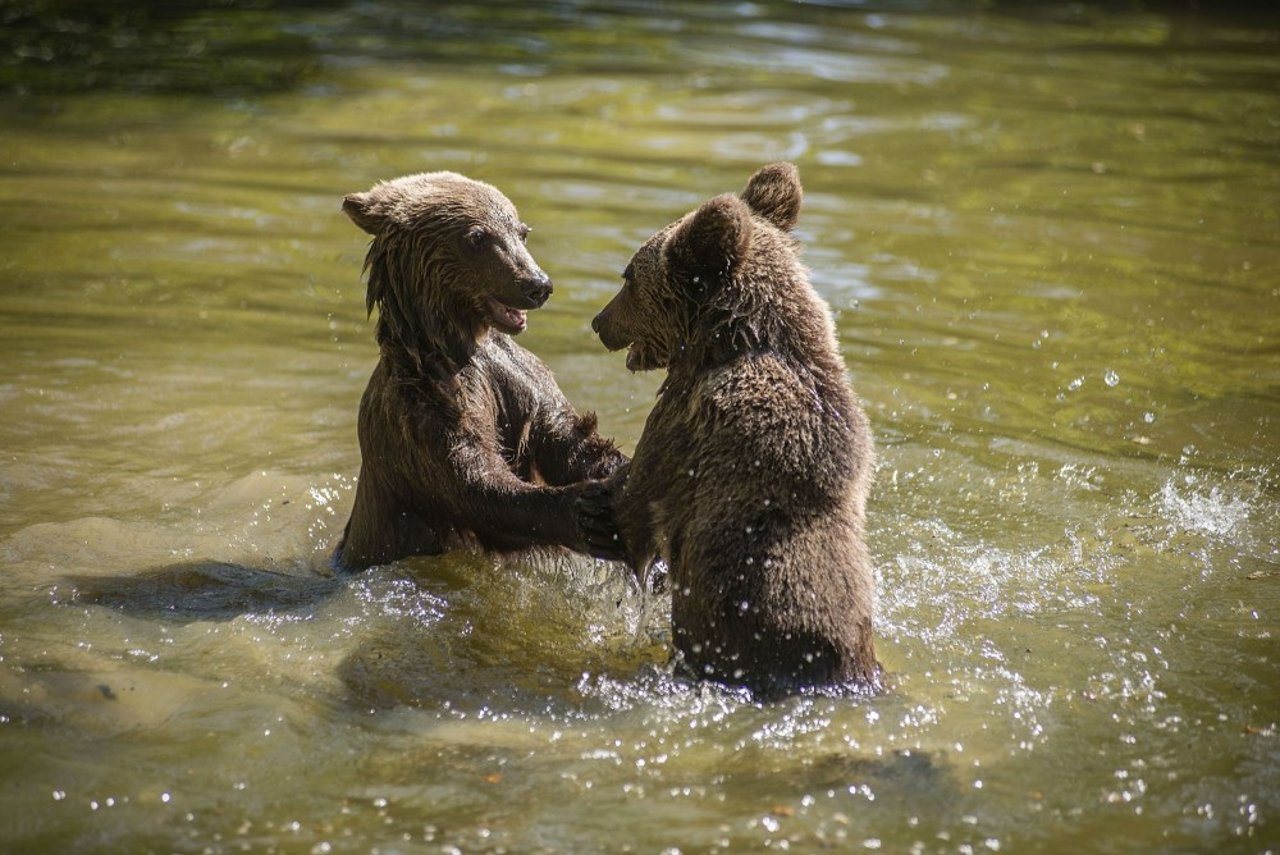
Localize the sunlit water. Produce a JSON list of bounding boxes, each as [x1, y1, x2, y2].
[[1, 2, 1278, 851]]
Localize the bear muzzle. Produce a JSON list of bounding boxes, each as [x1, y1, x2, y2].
[[591, 310, 631, 352], [518, 271, 553, 309], [488, 272, 552, 334]]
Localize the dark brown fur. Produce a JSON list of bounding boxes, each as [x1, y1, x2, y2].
[[335, 172, 626, 571], [580, 163, 878, 697]]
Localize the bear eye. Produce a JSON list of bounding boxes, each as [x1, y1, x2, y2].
[[622, 263, 634, 283], [465, 227, 488, 249]]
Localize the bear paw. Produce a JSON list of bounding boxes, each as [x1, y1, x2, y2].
[[572, 480, 629, 562]]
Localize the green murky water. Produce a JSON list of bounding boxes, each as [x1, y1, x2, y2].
[[2, 2, 1278, 851]]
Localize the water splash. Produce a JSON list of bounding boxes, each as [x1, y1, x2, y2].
[[1156, 478, 1252, 542]]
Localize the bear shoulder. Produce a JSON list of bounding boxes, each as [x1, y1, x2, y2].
[[697, 355, 818, 425], [688, 355, 839, 478]]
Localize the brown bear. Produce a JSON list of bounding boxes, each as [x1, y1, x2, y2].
[[578, 162, 879, 697], [335, 171, 627, 571]]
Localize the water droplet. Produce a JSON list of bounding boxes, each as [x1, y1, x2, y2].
[[1104, 369, 1120, 387], [1067, 376, 1084, 392]]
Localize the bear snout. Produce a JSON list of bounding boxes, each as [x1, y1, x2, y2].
[[519, 272, 553, 308], [592, 310, 632, 351]]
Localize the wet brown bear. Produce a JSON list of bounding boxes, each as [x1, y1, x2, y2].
[[579, 163, 878, 696], [335, 172, 627, 571]]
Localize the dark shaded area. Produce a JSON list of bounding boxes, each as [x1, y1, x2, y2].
[[0, 0, 671, 97], [0, 0, 333, 96], [741, 747, 954, 815], [3, 0, 1277, 99], [336, 626, 604, 717], [63, 560, 342, 623], [333, 551, 661, 718]]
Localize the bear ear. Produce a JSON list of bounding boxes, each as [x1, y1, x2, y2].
[[342, 192, 385, 235], [740, 162, 802, 232], [666, 193, 753, 284]]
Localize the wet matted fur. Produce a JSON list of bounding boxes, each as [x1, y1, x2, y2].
[[336, 172, 626, 571], [580, 163, 878, 697]]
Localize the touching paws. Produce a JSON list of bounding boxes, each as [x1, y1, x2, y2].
[[572, 480, 628, 562]]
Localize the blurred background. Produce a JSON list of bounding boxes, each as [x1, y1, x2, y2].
[[0, 1, 1277, 851]]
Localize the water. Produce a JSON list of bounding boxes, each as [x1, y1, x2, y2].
[[2, 1, 1278, 851]]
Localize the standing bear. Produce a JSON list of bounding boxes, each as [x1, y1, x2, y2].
[[580, 163, 879, 696], [335, 172, 627, 571]]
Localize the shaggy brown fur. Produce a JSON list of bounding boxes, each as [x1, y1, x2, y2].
[[335, 172, 627, 571], [579, 163, 879, 696]]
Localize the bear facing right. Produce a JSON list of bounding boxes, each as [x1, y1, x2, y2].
[[580, 162, 879, 697]]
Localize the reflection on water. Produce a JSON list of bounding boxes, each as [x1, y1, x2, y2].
[[1, 1, 1278, 851]]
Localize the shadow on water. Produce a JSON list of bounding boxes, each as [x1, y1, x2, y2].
[[62, 560, 343, 623], [334, 551, 670, 718], [721, 747, 956, 824], [336, 624, 610, 718]]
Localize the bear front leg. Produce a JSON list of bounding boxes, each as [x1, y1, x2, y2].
[[438, 442, 600, 553], [528, 406, 628, 486]]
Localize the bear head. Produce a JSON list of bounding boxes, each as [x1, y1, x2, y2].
[[343, 172, 552, 339], [592, 162, 804, 371]]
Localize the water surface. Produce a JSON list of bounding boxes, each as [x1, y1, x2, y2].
[[1, 2, 1278, 851]]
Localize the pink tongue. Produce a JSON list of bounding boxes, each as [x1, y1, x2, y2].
[[488, 298, 527, 329]]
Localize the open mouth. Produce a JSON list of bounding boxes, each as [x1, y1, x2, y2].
[[487, 297, 528, 334], [596, 328, 657, 372]]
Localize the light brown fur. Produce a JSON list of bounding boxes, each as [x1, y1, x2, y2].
[[579, 163, 878, 696]]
